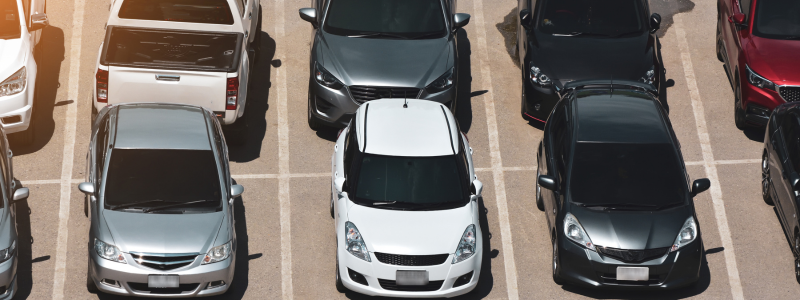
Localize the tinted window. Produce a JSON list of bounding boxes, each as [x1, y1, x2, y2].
[[569, 143, 686, 206], [783, 113, 800, 171], [119, 0, 234, 25], [753, 0, 800, 39], [95, 116, 110, 191], [104, 149, 222, 211], [536, 0, 644, 37], [0, 0, 21, 39], [324, 0, 447, 39], [353, 154, 465, 207]]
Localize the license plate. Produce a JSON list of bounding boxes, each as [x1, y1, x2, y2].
[[148, 275, 179, 288], [396, 270, 429, 286], [616, 267, 649, 281]]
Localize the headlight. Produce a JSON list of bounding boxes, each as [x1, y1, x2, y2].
[[564, 213, 595, 251], [0, 241, 16, 263], [315, 62, 344, 90], [94, 238, 126, 263], [345, 222, 370, 262], [452, 224, 477, 264], [425, 67, 455, 94], [529, 64, 551, 86], [202, 241, 232, 264], [640, 66, 656, 85], [670, 217, 697, 252], [0, 67, 26, 97], [746, 65, 776, 91]]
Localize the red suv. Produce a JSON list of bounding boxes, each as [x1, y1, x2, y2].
[[717, 0, 800, 129]]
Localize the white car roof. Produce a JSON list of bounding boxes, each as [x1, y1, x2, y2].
[[355, 99, 459, 157]]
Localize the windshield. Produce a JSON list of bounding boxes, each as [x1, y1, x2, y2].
[[536, 0, 644, 37], [323, 0, 447, 39], [753, 0, 800, 39], [1, 0, 21, 39], [118, 0, 235, 25], [352, 154, 466, 208], [104, 149, 223, 212], [569, 143, 686, 207]]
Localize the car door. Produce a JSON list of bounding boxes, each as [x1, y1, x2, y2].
[[771, 115, 794, 234], [235, 0, 254, 45], [721, 0, 751, 80], [780, 113, 800, 232]]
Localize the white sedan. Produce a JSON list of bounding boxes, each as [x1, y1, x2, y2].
[[331, 98, 483, 297]]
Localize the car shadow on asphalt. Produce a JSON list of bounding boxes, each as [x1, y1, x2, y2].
[[12, 181, 38, 299], [454, 28, 474, 134], [8, 26, 65, 154]]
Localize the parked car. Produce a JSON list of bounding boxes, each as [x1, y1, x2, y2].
[[761, 101, 800, 283], [717, 0, 800, 129], [1, 0, 48, 144], [536, 80, 709, 289], [299, 0, 470, 130], [94, 0, 261, 144], [0, 124, 31, 299], [80, 103, 243, 297], [331, 98, 482, 297], [516, 0, 662, 122]]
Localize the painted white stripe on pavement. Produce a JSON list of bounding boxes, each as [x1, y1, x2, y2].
[[674, 14, 744, 300], [273, 0, 292, 297], [685, 159, 760, 166]]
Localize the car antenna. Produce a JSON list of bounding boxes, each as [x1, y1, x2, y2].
[[403, 97, 408, 108]]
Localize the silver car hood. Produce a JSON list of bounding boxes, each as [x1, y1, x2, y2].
[[317, 33, 453, 88], [102, 210, 225, 254]]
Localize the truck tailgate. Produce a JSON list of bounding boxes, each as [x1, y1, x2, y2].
[[107, 66, 227, 111]]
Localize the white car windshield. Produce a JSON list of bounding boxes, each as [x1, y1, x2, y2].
[[0, 0, 21, 39]]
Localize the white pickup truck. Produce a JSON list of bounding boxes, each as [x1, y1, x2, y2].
[[94, 0, 261, 144]]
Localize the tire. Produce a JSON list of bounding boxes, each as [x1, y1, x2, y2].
[[795, 235, 800, 284], [224, 114, 248, 146], [335, 255, 346, 293], [552, 237, 564, 285], [308, 93, 323, 131], [520, 69, 530, 121], [716, 12, 724, 62], [535, 170, 544, 211], [734, 80, 748, 130], [330, 189, 335, 219], [87, 261, 98, 293], [762, 152, 774, 205]]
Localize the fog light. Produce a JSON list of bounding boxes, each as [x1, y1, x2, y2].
[[534, 104, 541, 111], [1, 116, 21, 124], [747, 104, 770, 117], [206, 280, 225, 289], [100, 279, 120, 288], [453, 271, 474, 288], [347, 268, 368, 286]]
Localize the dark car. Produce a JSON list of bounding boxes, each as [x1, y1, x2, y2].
[[535, 80, 710, 289], [761, 102, 800, 283], [516, 0, 663, 122], [717, 0, 800, 129]]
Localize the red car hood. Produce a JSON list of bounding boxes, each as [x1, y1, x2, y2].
[[747, 36, 800, 85]]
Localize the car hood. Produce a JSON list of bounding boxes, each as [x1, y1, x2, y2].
[[746, 36, 800, 85], [0, 39, 27, 81], [571, 204, 691, 249], [316, 32, 453, 88], [347, 202, 475, 255], [530, 33, 654, 86], [102, 210, 225, 254]]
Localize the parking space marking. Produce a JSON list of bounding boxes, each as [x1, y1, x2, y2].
[[675, 14, 744, 300], [470, 0, 519, 298], [684, 159, 760, 166]]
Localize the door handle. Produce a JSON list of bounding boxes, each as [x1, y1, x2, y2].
[[155, 75, 180, 81]]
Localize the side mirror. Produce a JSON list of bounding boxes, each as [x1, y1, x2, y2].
[[470, 179, 483, 197], [29, 13, 48, 31], [519, 9, 532, 29], [649, 13, 661, 32], [691, 178, 711, 196], [538, 175, 557, 191], [12, 188, 29, 202], [790, 173, 800, 190], [728, 13, 746, 26], [334, 177, 346, 193], [78, 182, 95, 195], [454, 13, 470, 29], [231, 184, 245, 198], [299, 8, 317, 27]]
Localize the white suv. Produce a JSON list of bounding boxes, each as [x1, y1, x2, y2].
[[331, 99, 483, 297]]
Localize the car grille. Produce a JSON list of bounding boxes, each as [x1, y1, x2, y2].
[[128, 282, 200, 294], [374, 253, 449, 266], [378, 279, 444, 292], [348, 86, 420, 103], [780, 87, 800, 102], [130, 253, 199, 271], [595, 246, 669, 263], [598, 273, 663, 286]]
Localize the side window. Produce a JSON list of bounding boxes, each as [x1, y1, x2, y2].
[[95, 116, 110, 189], [211, 116, 231, 187], [547, 102, 567, 179], [739, 0, 751, 16], [343, 122, 356, 177], [786, 114, 800, 171]]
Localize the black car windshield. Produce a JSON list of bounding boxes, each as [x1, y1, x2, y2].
[[323, 0, 447, 39], [536, 0, 645, 37], [353, 154, 466, 208], [118, 0, 235, 25], [753, 0, 800, 39], [0, 0, 21, 39], [104, 149, 222, 212], [569, 143, 686, 207]]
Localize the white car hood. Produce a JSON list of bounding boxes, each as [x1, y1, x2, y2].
[[347, 202, 475, 255], [0, 39, 26, 80]]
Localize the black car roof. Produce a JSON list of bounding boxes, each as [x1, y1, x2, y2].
[[574, 89, 671, 144]]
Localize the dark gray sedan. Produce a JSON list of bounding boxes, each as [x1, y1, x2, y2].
[[0, 126, 31, 300], [80, 103, 243, 297]]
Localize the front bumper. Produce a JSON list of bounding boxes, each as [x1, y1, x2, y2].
[[0, 256, 18, 300], [89, 251, 235, 298], [741, 82, 786, 127], [557, 237, 702, 290], [522, 80, 560, 122], [0, 87, 33, 134]]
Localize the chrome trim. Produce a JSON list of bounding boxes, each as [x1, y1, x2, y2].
[[155, 75, 180, 81], [135, 258, 197, 265], [129, 252, 201, 257]]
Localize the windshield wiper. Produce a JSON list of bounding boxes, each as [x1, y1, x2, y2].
[[109, 199, 167, 211], [410, 32, 444, 39], [142, 199, 217, 213], [347, 32, 409, 39], [580, 203, 658, 210], [371, 201, 397, 206]]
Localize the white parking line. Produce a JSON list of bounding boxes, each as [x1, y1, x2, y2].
[[51, 0, 86, 298], [685, 159, 760, 166], [674, 14, 744, 300], [469, 1, 519, 298], [273, 0, 292, 297]]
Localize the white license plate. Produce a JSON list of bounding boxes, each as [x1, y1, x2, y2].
[[148, 275, 179, 288], [616, 267, 649, 281], [396, 270, 429, 286]]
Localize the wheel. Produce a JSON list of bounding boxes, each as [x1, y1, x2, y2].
[[734, 80, 748, 130], [335, 255, 346, 292], [330, 189, 335, 219], [535, 170, 544, 211], [308, 92, 323, 131], [716, 11, 724, 62], [87, 261, 98, 293], [224, 114, 248, 146], [762, 152, 774, 205], [520, 69, 530, 121], [552, 237, 564, 285]]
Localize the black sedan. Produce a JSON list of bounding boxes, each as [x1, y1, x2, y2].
[[536, 80, 709, 289], [516, 0, 663, 122], [762, 102, 800, 283]]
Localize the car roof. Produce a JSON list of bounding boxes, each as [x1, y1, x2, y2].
[[113, 104, 213, 150], [574, 89, 671, 144], [355, 99, 459, 157]]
